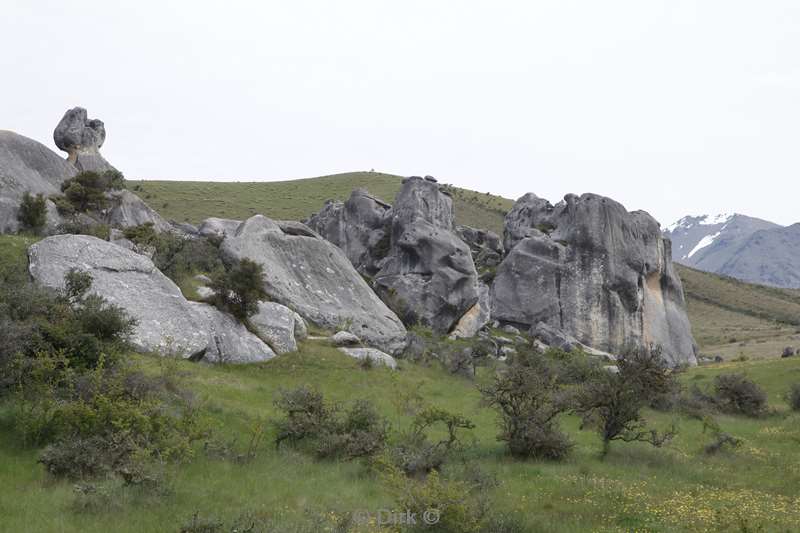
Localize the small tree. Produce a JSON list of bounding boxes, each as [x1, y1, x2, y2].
[[17, 192, 48, 234], [480, 351, 572, 460], [210, 259, 267, 320], [59, 170, 124, 212], [573, 345, 678, 458], [64, 268, 93, 303]]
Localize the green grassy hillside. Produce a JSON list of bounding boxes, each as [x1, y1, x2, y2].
[[129, 172, 514, 235], [3, 226, 800, 531], [677, 264, 800, 360]]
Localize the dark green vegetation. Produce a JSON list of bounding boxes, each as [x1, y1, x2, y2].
[[209, 259, 267, 320], [129, 172, 514, 234], [57, 170, 126, 214], [16, 192, 47, 234], [2, 232, 800, 532]]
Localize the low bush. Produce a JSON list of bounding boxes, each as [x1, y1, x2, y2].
[[273, 386, 388, 461], [17, 192, 48, 234], [389, 407, 475, 477], [786, 383, 800, 412], [59, 170, 125, 212], [57, 219, 111, 240], [210, 258, 267, 320], [481, 351, 573, 460], [713, 373, 768, 417], [376, 457, 491, 533]]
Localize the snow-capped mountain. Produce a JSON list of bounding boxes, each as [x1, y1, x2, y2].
[[663, 213, 800, 288], [665, 213, 779, 265]]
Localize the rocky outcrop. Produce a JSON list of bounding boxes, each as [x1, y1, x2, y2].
[[338, 347, 398, 369], [493, 192, 697, 366], [0, 130, 77, 233], [220, 215, 407, 354], [305, 189, 392, 276], [373, 177, 480, 334], [456, 225, 504, 272], [250, 301, 303, 354], [53, 107, 115, 173], [105, 190, 173, 232], [198, 217, 242, 239], [28, 234, 275, 363]]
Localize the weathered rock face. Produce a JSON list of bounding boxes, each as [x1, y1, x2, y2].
[[250, 301, 301, 354], [28, 234, 275, 363], [53, 107, 115, 173], [220, 215, 407, 354], [0, 130, 77, 233], [373, 177, 480, 334], [493, 192, 697, 366], [105, 190, 173, 232], [198, 217, 242, 240], [338, 347, 398, 369], [305, 189, 393, 276], [455, 225, 504, 272]]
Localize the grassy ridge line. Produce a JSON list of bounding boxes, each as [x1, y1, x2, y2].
[[130, 171, 514, 235], [677, 264, 800, 327]]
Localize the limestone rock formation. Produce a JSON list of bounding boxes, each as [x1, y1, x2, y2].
[[198, 217, 242, 239], [493, 192, 697, 366], [250, 301, 302, 354], [0, 130, 77, 233], [106, 190, 173, 232], [455, 225, 504, 272], [338, 347, 398, 369], [373, 177, 480, 334], [220, 215, 407, 354], [28, 234, 275, 363], [53, 107, 115, 173], [305, 189, 392, 276]]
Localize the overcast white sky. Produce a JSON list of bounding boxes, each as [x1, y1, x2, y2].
[[2, 0, 799, 226]]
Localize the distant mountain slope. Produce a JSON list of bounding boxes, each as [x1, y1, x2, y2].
[[665, 213, 800, 288], [677, 263, 800, 358], [665, 213, 779, 265], [131, 172, 514, 234]]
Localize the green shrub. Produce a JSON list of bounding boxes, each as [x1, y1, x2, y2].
[[17, 192, 48, 234], [59, 170, 125, 212], [65, 268, 93, 303], [57, 219, 111, 240], [123, 222, 157, 247], [481, 351, 573, 460], [787, 384, 800, 411], [573, 345, 678, 458], [274, 386, 388, 461], [377, 458, 489, 533], [390, 407, 475, 477], [149, 232, 223, 292], [713, 373, 768, 417], [210, 258, 267, 320]]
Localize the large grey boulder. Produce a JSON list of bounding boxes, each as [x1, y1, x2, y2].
[[220, 215, 407, 354], [53, 107, 115, 173], [305, 189, 393, 276], [250, 301, 301, 354], [198, 217, 242, 239], [28, 234, 275, 363], [0, 130, 77, 233], [188, 302, 275, 364], [105, 190, 173, 232], [373, 177, 480, 334], [338, 347, 398, 369], [493, 192, 697, 366]]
